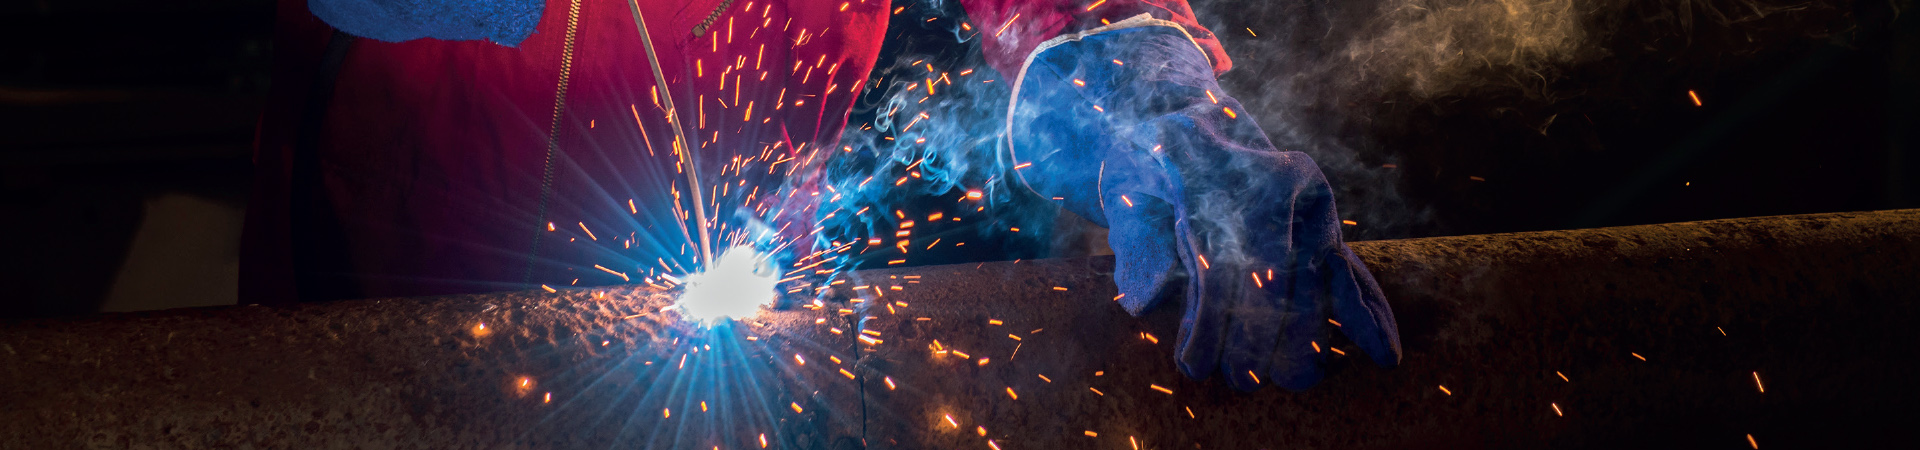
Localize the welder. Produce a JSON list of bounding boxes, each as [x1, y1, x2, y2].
[[243, 0, 1400, 391]]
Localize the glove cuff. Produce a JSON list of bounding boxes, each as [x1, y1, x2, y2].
[[1002, 13, 1214, 201]]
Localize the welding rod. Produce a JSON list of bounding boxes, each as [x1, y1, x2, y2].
[[628, 0, 713, 268]]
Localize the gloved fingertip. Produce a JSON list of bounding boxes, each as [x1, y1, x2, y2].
[[1174, 342, 1222, 383], [1369, 346, 1403, 369], [1327, 246, 1405, 369], [1118, 289, 1156, 317], [1224, 368, 1264, 392], [1174, 358, 1208, 381]]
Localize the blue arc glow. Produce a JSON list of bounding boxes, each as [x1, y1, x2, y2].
[[674, 246, 778, 324]]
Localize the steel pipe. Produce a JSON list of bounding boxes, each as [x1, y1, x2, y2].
[[3, 209, 1917, 449]]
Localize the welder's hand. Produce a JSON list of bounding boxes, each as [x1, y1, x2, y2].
[[1007, 20, 1401, 390]]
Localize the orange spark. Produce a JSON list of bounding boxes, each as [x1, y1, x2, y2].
[[994, 13, 1020, 38]]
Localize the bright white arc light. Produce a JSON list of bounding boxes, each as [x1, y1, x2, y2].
[[674, 246, 779, 324]]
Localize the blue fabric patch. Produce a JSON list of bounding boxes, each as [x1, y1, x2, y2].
[[310, 0, 545, 47]]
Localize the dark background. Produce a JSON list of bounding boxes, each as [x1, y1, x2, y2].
[[2, 0, 1914, 318]]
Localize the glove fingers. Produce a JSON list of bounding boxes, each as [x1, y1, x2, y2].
[[1328, 244, 1404, 368], [1172, 217, 1227, 381], [1220, 261, 1286, 391], [1266, 176, 1340, 391], [1105, 171, 1181, 317], [1269, 244, 1329, 391], [1219, 187, 1301, 391]]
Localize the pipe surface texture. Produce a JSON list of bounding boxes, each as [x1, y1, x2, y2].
[[3, 210, 1917, 449]]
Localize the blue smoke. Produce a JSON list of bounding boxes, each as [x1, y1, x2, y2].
[[792, 4, 1063, 281]]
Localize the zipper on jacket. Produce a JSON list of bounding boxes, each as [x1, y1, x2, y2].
[[692, 0, 737, 37], [525, 0, 587, 284]]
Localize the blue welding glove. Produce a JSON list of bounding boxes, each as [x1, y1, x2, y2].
[[309, 0, 545, 46], [1006, 18, 1401, 391]]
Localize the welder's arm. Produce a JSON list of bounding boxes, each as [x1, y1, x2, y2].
[[308, 0, 544, 46], [1007, 20, 1401, 390]]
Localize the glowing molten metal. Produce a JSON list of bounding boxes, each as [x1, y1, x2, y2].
[[673, 246, 778, 324]]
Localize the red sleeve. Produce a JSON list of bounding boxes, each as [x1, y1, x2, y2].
[[765, 0, 891, 252], [774, 0, 890, 147], [956, 0, 1231, 78]]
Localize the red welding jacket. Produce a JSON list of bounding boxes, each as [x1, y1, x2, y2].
[[243, 0, 1225, 303], [961, 0, 1231, 77]]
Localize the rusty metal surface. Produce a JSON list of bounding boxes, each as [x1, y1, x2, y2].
[[0, 286, 864, 449], [849, 209, 1920, 449], [4, 209, 1919, 449]]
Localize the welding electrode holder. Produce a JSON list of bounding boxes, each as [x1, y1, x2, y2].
[[1004, 18, 1402, 391]]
